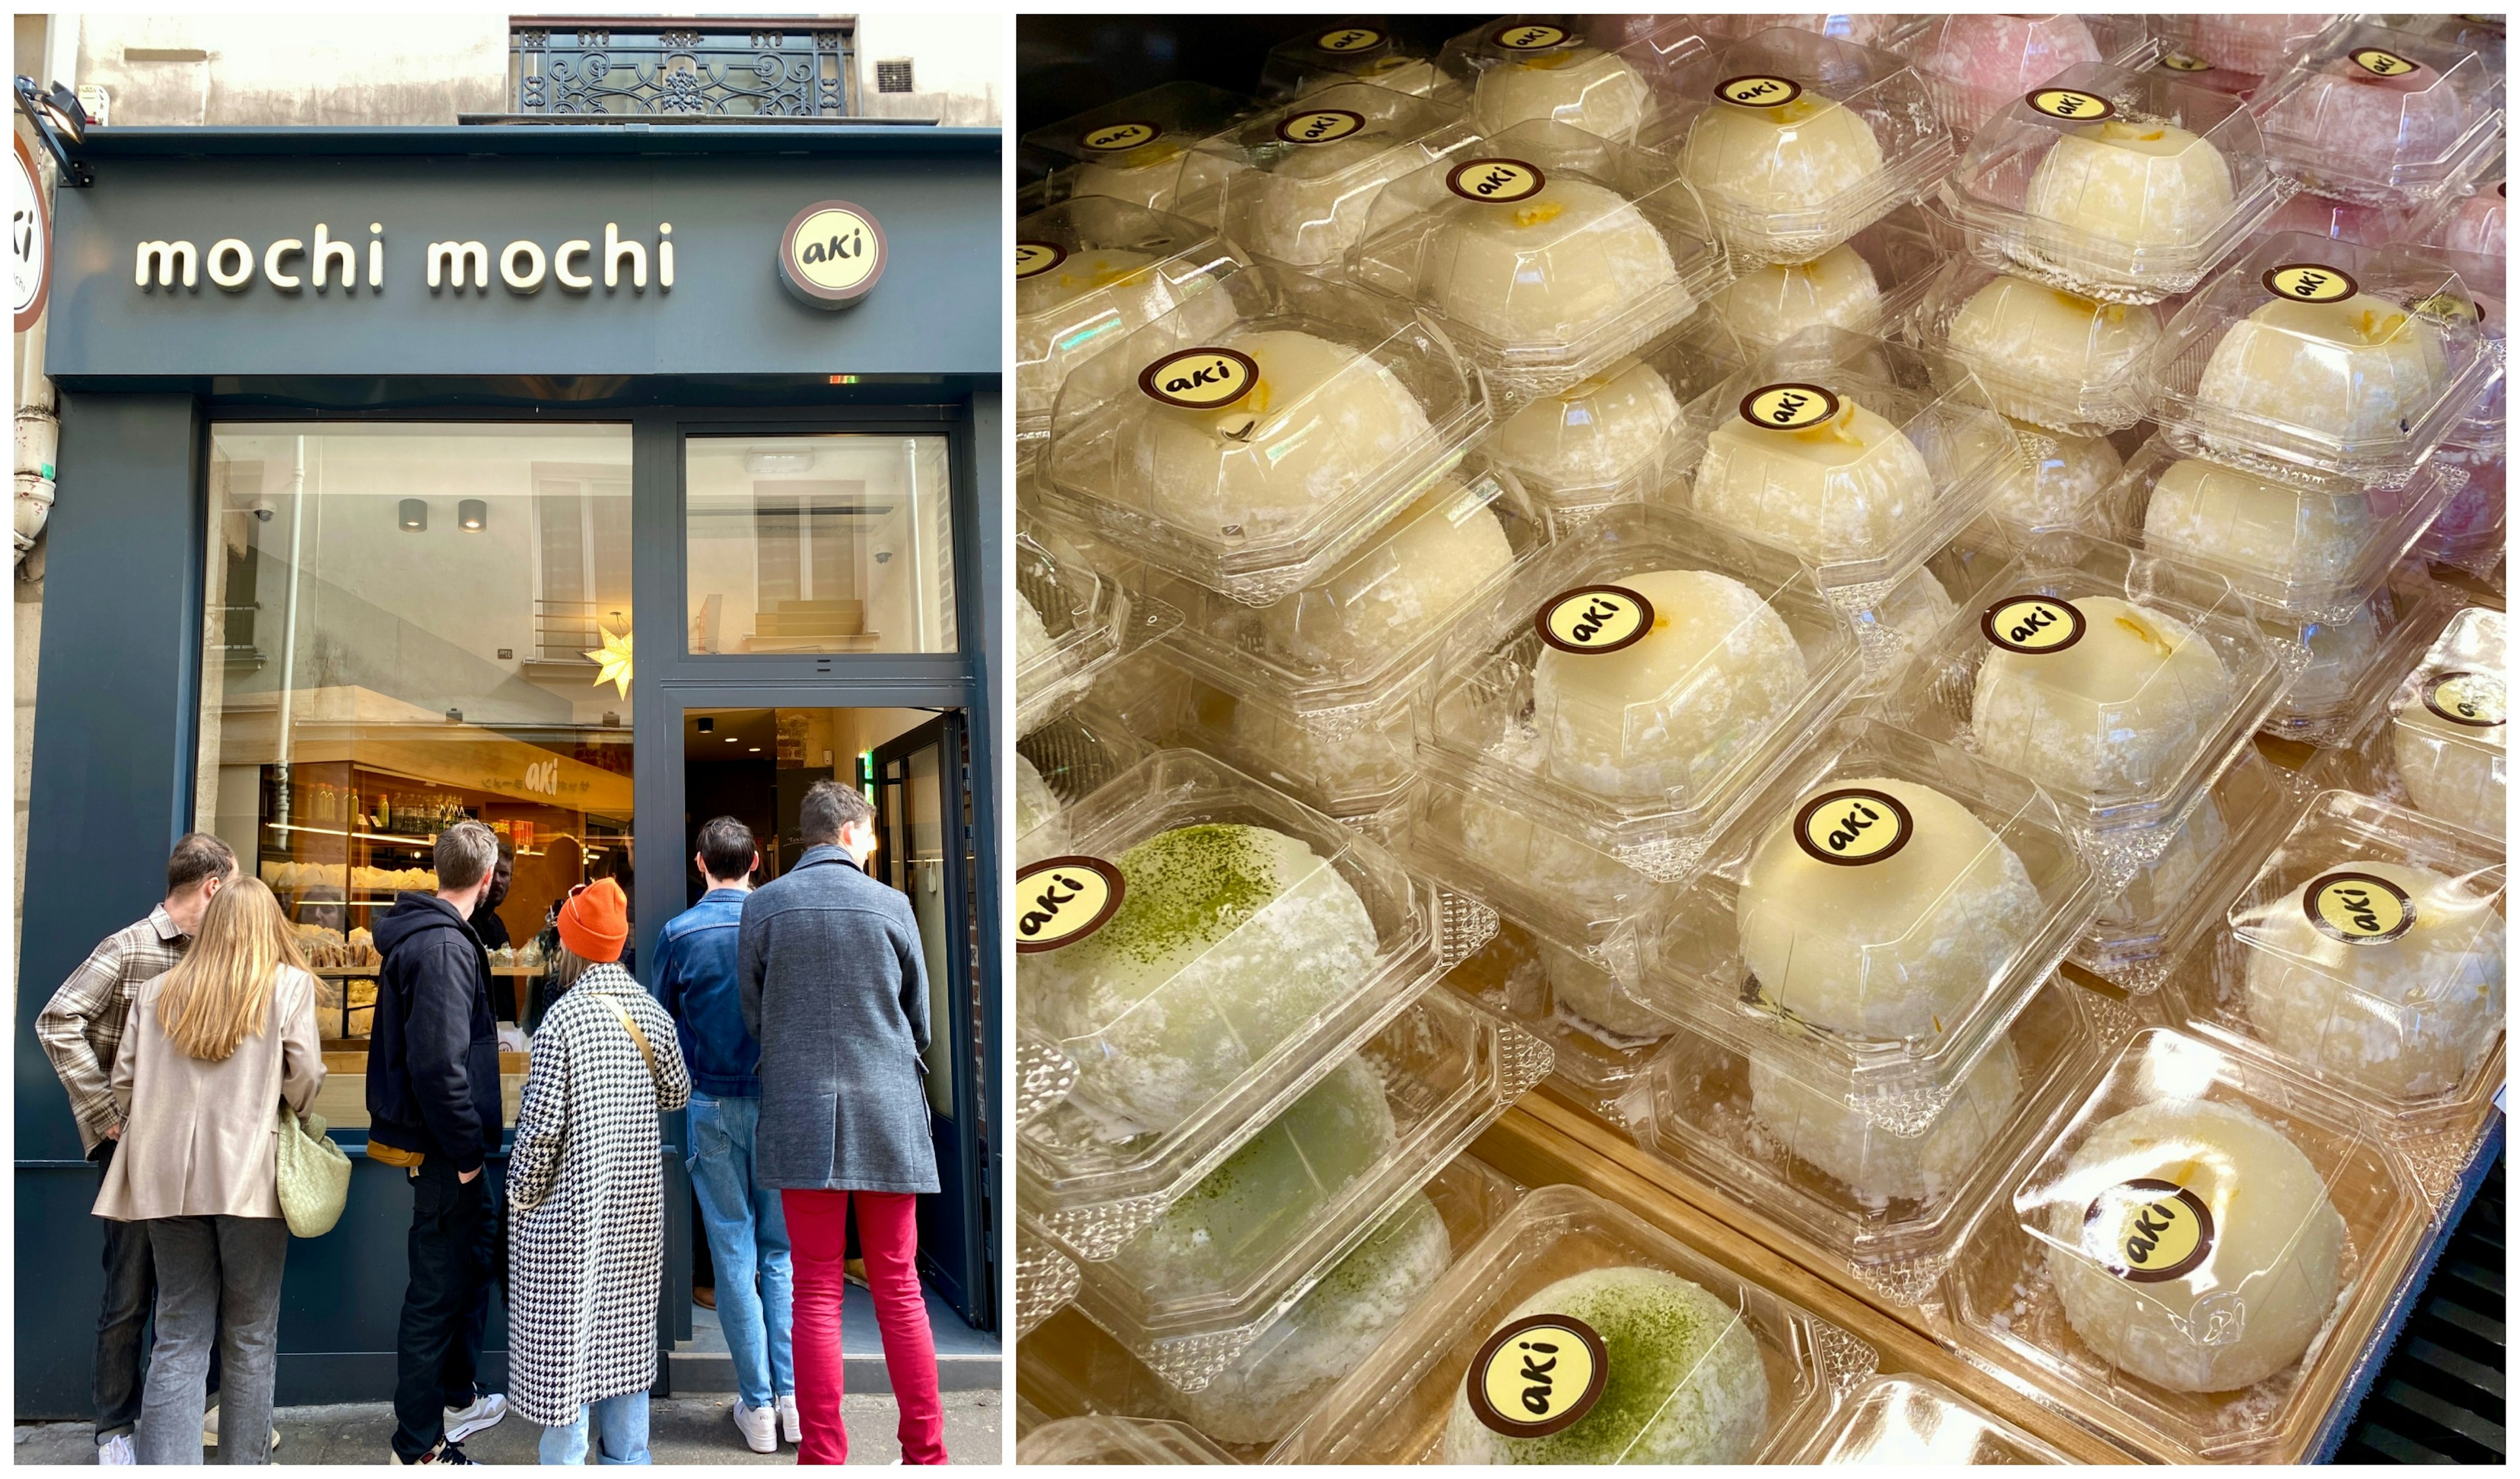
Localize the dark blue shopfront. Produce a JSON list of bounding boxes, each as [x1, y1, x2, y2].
[[16, 123, 1003, 1415]]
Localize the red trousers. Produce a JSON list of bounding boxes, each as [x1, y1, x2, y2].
[[778, 1189, 945, 1465]]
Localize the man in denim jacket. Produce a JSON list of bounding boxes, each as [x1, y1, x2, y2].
[[655, 817, 795, 1453]]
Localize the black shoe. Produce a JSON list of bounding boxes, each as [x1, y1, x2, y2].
[[391, 1439, 476, 1465]]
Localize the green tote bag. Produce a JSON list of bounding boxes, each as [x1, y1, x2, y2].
[[276, 1102, 352, 1237]]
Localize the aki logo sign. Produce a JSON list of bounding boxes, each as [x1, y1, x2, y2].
[[780, 199, 887, 310]]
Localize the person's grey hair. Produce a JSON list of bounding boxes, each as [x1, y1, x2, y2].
[[434, 820, 500, 892], [798, 778, 874, 847]]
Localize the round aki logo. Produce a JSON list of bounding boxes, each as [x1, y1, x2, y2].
[[780, 199, 886, 310]]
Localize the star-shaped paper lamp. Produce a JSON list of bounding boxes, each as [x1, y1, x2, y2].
[[586, 626, 633, 698]]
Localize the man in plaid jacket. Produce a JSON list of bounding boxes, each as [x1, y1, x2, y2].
[[35, 833, 236, 1465]]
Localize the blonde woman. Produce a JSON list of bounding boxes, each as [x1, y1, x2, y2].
[[96, 876, 324, 1465]]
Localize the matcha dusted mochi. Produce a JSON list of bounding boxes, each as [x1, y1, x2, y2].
[[1022, 823, 1380, 1139], [1444, 1267, 1770, 1464], [1182, 1192, 1454, 1446]]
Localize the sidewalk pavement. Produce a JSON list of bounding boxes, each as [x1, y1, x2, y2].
[[12, 1391, 1001, 1465]]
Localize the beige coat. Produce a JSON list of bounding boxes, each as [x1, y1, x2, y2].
[[94, 965, 325, 1222]]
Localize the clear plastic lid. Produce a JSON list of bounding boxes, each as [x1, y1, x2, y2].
[[2254, 22, 2504, 207], [1017, 1228, 1082, 1341], [2073, 749, 2307, 991], [1017, 700, 1158, 865], [1015, 530, 1178, 740], [2422, 437, 2506, 575], [1695, 14, 1927, 50], [1143, 650, 1422, 823], [2422, 245, 2506, 451], [1018, 1153, 1526, 1459], [1912, 260, 2164, 436], [1706, 200, 1958, 354], [1636, 716, 2103, 1134], [1948, 62, 2288, 304], [2146, 233, 2500, 487], [1801, 1373, 2075, 1465], [1016, 749, 1492, 1259], [1278, 1183, 1875, 1463], [1068, 991, 1549, 1391], [1259, 18, 1460, 104], [1431, 15, 1713, 147], [1851, 516, 2021, 695], [1014, 198, 1240, 466], [2259, 560, 2455, 741], [1343, 119, 1731, 403], [1952, 1028, 2425, 1459], [1639, 976, 2103, 1304], [2384, 605, 2507, 839], [2417, 160, 2506, 259], [1893, 14, 2111, 137], [1644, 28, 1956, 268], [1440, 913, 1671, 1128], [2101, 433, 2455, 621], [1176, 84, 1477, 270], [1666, 327, 2023, 603], [1994, 417, 2128, 535], [2151, 14, 2345, 83], [1022, 80, 1253, 217], [1016, 1415, 1236, 1465], [2265, 187, 2435, 248], [1412, 500, 1866, 889], [1037, 260, 1488, 606], [2181, 788, 2506, 1115], [1881, 534, 2303, 869]]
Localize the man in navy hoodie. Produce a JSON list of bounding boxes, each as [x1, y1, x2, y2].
[[368, 820, 509, 1465]]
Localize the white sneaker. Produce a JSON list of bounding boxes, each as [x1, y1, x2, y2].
[[442, 1392, 508, 1444], [732, 1401, 778, 1454], [776, 1393, 802, 1446], [96, 1434, 136, 1466], [199, 1406, 280, 1452]]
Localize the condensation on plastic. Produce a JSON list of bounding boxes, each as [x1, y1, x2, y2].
[[1910, 259, 2165, 435], [1015, 1415, 1236, 1465], [2253, 22, 2506, 208], [2071, 750, 2310, 993], [2259, 563, 2457, 743], [1709, 199, 1958, 354], [1799, 1373, 2076, 1464], [1258, 18, 1463, 105], [1176, 83, 1478, 270], [1431, 14, 1714, 148], [1022, 80, 1254, 220], [1017, 1229, 1082, 1341]]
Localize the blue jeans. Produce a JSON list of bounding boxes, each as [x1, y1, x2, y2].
[[537, 1391, 648, 1465], [687, 1093, 795, 1411]]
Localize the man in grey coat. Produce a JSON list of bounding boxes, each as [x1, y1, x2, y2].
[[736, 778, 944, 1464]]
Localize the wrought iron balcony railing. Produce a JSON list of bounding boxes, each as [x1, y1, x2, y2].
[[505, 15, 858, 119]]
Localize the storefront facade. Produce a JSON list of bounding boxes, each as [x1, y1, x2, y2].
[[14, 121, 1001, 1413]]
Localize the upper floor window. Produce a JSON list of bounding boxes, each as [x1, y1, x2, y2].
[[507, 16, 857, 117]]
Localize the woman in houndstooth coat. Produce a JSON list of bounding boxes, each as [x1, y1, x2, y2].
[[505, 881, 690, 1463]]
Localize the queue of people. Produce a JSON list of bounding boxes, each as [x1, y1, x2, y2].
[[35, 778, 947, 1465]]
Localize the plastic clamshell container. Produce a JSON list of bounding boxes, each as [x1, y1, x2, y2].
[[2177, 787, 2506, 1119], [1879, 533, 2303, 877], [1139, 649, 1420, 824], [1948, 62, 2288, 304], [1635, 715, 2103, 1135], [1015, 1416, 1236, 1465], [1891, 14, 2117, 137], [1022, 80, 1253, 218], [1411, 500, 1866, 896], [1177, 83, 1477, 270], [2425, 245, 2506, 453], [2100, 433, 2456, 623], [1014, 530, 1175, 740], [2259, 562, 2456, 743], [1258, 18, 1460, 104], [1799, 1373, 2075, 1464], [2145, 233, 2500, 488], [1851, 516, 2022, 697], [2254, 22, 2506, 208], [1694, 14, 1928, 50], [1017, 1228, 1081, 1341], [2416, 151, 2506, 259], [1666, 326, 2025, 607], [1431, 14, 1713, 147], [1036, 260, 1488, 606], [1950, 1027, 2428, 1461], [2072, 749, 2307, 992], [1016, 699, 1158, 866], [2265, 186, 2437, 248], [2382, 605, 2508, 842], [1278, 1183, 1876, 1463], [1910, 259, 2165, 435], [1643, 28, 1956, 268], [1637, 976, 2103, 1304], [1014, 198, 1241, 471], [2151, 14, 2345, 84], [1442, 911, 1674, 1129], [1067, 990, 1552, 1390], [1343, 119, 1731, 404], [2423, 436, 2506, 575], [1015, 749, 1492, 1261], [1017, 1153, 1525, 1461], [1992, 417, 2130, 537], [1707, 199, 1957, 354]]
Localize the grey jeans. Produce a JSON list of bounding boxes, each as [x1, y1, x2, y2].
[[136, 1217, 287, 1465]]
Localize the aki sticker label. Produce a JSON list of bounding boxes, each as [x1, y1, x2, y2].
[[1465, 1314, 1608, 1439], [1138, 346, 1260, 410], [1012, 856, 1126, 953], [1738, 381, 1841, 431], [1013, 240, 1067, 280], [1447, 157, 1548, 204], [1536, 584, 1655, 656], [1793, 787, 1917, 867], [1079, 119, 1160, 153], [1277, 108, 1367, 144], [2262, 262, 2359, 304], [2424, 670, 2506, 728], [2084, 1178, 2216, 1283], [1980, 594, 2088, 655], [2159, 51, 2216, 72], [2304, 870, 2416, 946], [1715, 74, 1805, 108], [2350, 46, 2422, 78], [1492, 22, 1571, 50], [2026, 87, 2116, 123], [1315, 25, 1384, 52]]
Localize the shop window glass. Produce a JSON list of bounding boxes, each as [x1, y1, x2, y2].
[[684, 434, 957, 655], [196, 423, 636, 1131]]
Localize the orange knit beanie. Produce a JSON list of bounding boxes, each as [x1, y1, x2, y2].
[[557, 877, 629, 963]]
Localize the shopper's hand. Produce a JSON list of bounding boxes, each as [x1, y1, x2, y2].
[[459, 1166, 480, 1184], [103, 1124, 122, 1141]]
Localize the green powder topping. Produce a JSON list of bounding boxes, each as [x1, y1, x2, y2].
[[1093, 823, 1286, 967]]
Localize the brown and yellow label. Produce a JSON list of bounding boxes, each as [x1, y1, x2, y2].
[[2159, 51, 2216, 72], [2424, 670, 2506, 728], [1980, 594, 2088, 656], [1276, 107, 1367, 145], [1315, 25, 1385, 52], [1715, 73, 1805, 108], [1447, 157, 1548, 204], [2304, 870, 2417, 946], [1465, 1314, 1608, 1438], [2351, 46, 2422, 78], [1137, 346, 1260, 410], [1011, 856, 1126, 953], [2262, 262, 2361, 304], [1013, 240, 1067, 280], [1536, 584, 1656, 656], [1080, 119, 1160, 153], [1792, 787, 1917, 867], [2025, 87, 2116, 122], [1492, 22, 1571, 50], [2083, 1178, 2216, 1283], [1738, 381, 1841, 431]]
